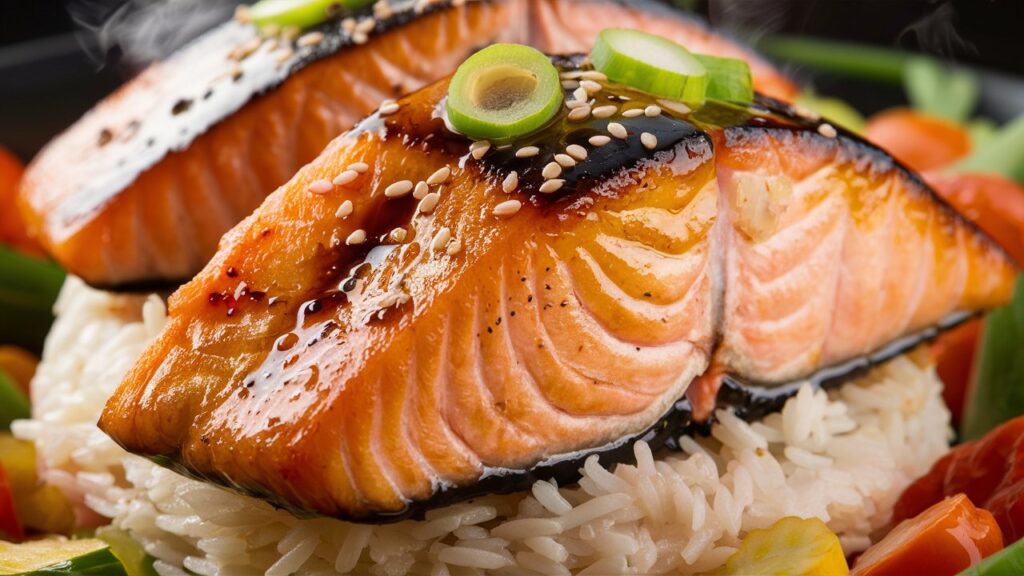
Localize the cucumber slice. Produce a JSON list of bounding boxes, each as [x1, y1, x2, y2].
[[446, 44, 563, 141], [695, 54, 754, 103], [590, 28, 707, 102], [250, 0, 371, 30], [958, 537, 1024, 576], [0, 539, 127, 575]]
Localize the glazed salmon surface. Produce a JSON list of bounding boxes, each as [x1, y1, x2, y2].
[[19, 0, 797, 288], [100, 68, 1016, 520]]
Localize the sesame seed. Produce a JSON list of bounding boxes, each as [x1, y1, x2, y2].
[[502, 171, 519, 193], [589, 135, 611, 146], [493, 199, 522, 217], [348, 162, 369, 173], [657, 99, 691, 115], [607, 122, 628, 139], [641, 132, 658, 150], [297, 31, 324, 48], [335, 200, 354, 218], [379, 100, 400, 115], [384, 180, 414, 198], [568, 106, 591, 121], [542, 162, 562, 179], [565, 99, 589, 110], [793, 104, 821, 121], [555, 154, 576, 168], [274, 48, 294, 64], [346, 229, 367, 245], [418, 192, 440, 214], [566, 144, 588, 160], [389, 227, 407, 243], [427, 166, 451, 185], [561, 80, 580, 90], [579, 80, 602, 94], [573, 86, 589, 103], [818, 123, 838, 138], [413, 181, 430, 199], [580, 70, 607, 82], [353, 32, 368, 44], [355, 18, 376, 34], [431, 227, 452, 252], [446, 237, 462, 256], [592, 105, 617, 118], [282, 26, 300, 42], [341, 17, 356, 32], [539, 179, 565, 194], [333, 170, 359, 186], [470, 140, 491, 159], [307, 179, 333, 194], [516, 146, 540, 158], [622, 108, 644, 118], [645, 105, 662, 117]]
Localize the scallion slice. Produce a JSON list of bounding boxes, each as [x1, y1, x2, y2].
[[590, 29, 707, 102], [695, 54, 754, 103], [446, 44, 563, 141], [250, 0, 370, 30]]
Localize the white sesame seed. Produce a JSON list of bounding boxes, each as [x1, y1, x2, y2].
[[379, 100, 400, 116], [384, 180, 414, 198], [341, 17, 356, 32], [589, 135, 611, 146], [641, 132, 658, 150], [555, 154, 576, 168], [348, 162, 369, 173], [335, 200, 354, 218], [579, 80, 602, 94], [573, 86, 589, 103], [346, 229, 367, 245], [565, 99, 589, 110], [297, 31, 324, 48], [542, 162, 562, 179], [561, 80, 580, 90], [516, 146, 540, 158], [389, 227, 407, 243], [818, 123, 838, 138], [493, 199, 522, 217], [657, 99, 691, 115], [793, 104, 821, 121], [353, 32, 368, 44], [502, 171, 519, 193], [607, 122, 628, 139], [580, 71, 608, 82], [645, 105, 663, 117], [568, 106, 591, 122], [446, 237, 462, 256], [566, 144, 588, 161], [413, 181, 430, 200], [427, 166, 451, 185], [592, 105, 617, 119], [470, 140, 491, 159], [431, 227, 452, 252], [539, 179, 565, 194], [622, 108, 644, 118], [418, 192, 440, 214], [308, 179, 333, 194], [355, 17, 376, 34], [333, 170, 359, 186], [274, 48, 294, 64]]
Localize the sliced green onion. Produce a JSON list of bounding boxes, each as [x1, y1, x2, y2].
[[446, 44, 563, 141], [590, 28, 707, 102], [695, 54, 753, 103], [250, 0, 370, 30]]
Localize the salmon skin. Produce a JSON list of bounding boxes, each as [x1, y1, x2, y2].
[[99, 56, 1016, 522], [19, 0, 796, 290]]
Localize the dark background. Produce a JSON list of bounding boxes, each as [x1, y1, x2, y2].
[[1, 0, 1022, 162]]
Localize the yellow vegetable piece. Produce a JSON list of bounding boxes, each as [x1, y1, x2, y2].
[[0, 347, 37, 397], [20, 484, 75, 535], [0, 538, 107, 573], [717, 516, 849, 576], [0, 434, 37, 494]]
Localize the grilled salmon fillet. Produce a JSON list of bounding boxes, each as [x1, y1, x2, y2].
[[99, 60, 1016, 521], [19, 0, 796, 289]]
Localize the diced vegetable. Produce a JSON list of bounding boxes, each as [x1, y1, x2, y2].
[[717, 516, 848, 575], [931, 319, 983, 427], [0, 347, 38, 398], [0, 539, 127, 575], [903, 57, 979, 123], [694, 54, 753, 103], [0, 434, 74, 535], [954, 114, 1024, 185], [0, 246, 65, 355], [591, 29, 708, 102], [958, 537, 1024, 576], [97, 528, 158, 576], [865, 108, 971, 172], [794, 91, 865, 134], [0, 465, 23, 542], [925, 173, 1024, 264], [0, 373, 29, 432], [0, 147, 41, 258], [853, 494, 1003, 576], [249, 0, 370, 30], [962, 277, 1024, 441], [446, 44, 563, 141]]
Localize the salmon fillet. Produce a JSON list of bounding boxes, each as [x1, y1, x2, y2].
[[99, 61, 1016, 521], [19, 0, 796, 288]]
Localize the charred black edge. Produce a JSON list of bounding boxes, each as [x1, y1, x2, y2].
[[144, 311, 972, 524]]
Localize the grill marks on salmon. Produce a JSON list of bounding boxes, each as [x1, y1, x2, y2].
[[100, 69, 1016, 521], [20, 0, 797, 288]]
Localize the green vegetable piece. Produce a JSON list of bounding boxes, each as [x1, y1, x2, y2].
[[794, 91, 866, 134], [0, 539, 127, 576], [962, 275, 1024, 441], [97, 528, 158, 576], [904, 56, 979, 123], [0, 246, 65, 355], [954, 114, 1024, 185], [250, 0, 370, 30], [957, 536, 1024, 576], [0, 371, 29, 432], [695, 54, 753, 103], [446, 44, 563, 141], [758, 36, 909, 84], [591, 28, 707, 102]]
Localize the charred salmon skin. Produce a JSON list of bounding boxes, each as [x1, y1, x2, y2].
[[19, 0, 796, 289], [99, 58, 1015, 521]]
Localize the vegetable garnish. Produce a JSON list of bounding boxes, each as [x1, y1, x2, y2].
[[0, 372, 29, 432], [718, 516, 849, 575], [0, 539, 128, 575], [0, 465, 22, 542], [695, 54, 753, 103], [446, 44, 563, 141], [954, 114, 1024, 185], [958, 537, 1024, 576], [590, 29, 707, 102], [904, 56, 979, 124], [0, 246, 65, 355], [249, 0, 370, 30]]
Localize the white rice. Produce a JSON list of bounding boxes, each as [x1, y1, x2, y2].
[[14, 278, 953, 575]]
